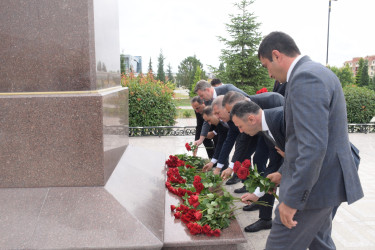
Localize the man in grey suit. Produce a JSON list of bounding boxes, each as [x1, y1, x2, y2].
[[258, 31, 363, 249]]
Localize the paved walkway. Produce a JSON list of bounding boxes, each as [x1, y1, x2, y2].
[[130, 129, 375, 250]]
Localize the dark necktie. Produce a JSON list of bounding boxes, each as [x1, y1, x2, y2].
[[262, 131, 277, 147]]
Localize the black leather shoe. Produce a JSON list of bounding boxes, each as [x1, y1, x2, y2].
[[243, 203, 260, 211], [234, 185, 247, 193], [244, 219, 272, 232], [225, 175, 240, 185]]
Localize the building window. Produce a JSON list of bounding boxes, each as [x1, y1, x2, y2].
[[349, 62, 352, 66], [356, 62, 359, 66], [372, 60, 375, 65]]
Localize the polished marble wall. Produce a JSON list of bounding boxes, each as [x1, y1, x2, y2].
[[0, 0, 128, 188], [0, 0, 120, 92]]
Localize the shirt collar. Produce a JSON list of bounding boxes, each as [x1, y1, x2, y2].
[[287, 54, 303, 82], [213, 88, 217, 99], [261, 110, 269, 131]]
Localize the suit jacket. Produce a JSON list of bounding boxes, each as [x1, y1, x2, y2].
[[212, 121, 229, 160], [194, 111, 215, 141], [217, 92, 285, 165], [281, 56, 363, 210], [200, 84, 250, 138], [263, 107, 285, 176]]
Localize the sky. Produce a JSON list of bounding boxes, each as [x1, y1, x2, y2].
[[118, 0, 375, 74]]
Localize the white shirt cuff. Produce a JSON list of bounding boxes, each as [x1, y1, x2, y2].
[[212, 130, 217, 135], [229, 162, 235, 169], [254, 187, 265, 198], [211, 158, 218, 164], [216, 163, 224, 169]]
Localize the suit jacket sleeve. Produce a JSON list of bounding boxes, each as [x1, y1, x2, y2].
[[195, 111, 203, 141], [283, 71, 330, 210], [212, 124, 228, 160], [217, 121, 239, 165]]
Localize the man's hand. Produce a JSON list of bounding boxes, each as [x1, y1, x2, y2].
[[275, 146, 285, 158], [213, 167, 221, 175], [202, 162, 214, 172], [193, 138, 204, 156], [207, 131, 215, 139], [267, 172, 282, 186], [279, 202, 297, 229], [241, 193, 259, 205], [220, 168, 233, 180]]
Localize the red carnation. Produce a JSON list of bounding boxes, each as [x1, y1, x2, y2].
[[194, 211, 202, 221], [171, 205, 176, 211], [194, 182, 204, 194], [242, 159, 251, 169], [174, 212, 181, 219], [202, 224, 211, 234], [237, 166, 250, 180], [213, 229, 221, 237], [193, 175, 201, 183], [185, 143, 191, 151], [233, 161, 241, 173]]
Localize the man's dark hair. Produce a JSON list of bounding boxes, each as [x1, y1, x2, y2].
[[202, 106, 213, 116], [223, 91, 246, 107], [258, 31, 301, 61], [191, 96, 204, 105], [211, 78, 222, 86], [231, 100, 260, 120]]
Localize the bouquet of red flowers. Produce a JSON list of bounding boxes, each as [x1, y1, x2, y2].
[[233, 159, 278, 201], [165, 145, 239, 237]]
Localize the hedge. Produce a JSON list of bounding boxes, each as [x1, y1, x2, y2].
[[121, 72, 176, 127], [343, 86, 375, 123]]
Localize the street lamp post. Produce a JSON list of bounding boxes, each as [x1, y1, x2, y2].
[[326, 0, 337, 66]]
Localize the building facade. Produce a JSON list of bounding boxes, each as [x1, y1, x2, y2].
[[344, 55, 375, 77], [120, 54, 142, 74]]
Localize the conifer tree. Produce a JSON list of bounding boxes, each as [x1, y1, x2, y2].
[[156, 50, 166, 82], [217, 0, 271, 88], [167, 63, 174, 82], [148, 57, 153, 74]]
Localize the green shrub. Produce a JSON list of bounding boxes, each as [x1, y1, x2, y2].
[[121, 72, 177, 127], [182, 109, 193, 118], [343, 85, 375, 123]]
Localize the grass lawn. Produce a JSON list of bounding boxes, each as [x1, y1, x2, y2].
[[176, 108, 195, 118], [173, 98, 192, 107]]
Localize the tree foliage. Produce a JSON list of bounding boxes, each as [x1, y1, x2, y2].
[[190, 65, 203, 97], [167, 63, 174, 83], [343, 86, 375, 123], [328, 64, 355, 87], [215, 0, 272, 89], [148, 57, 153, 74], [176, 55, 206, 91], [156, 50, 166, 82]]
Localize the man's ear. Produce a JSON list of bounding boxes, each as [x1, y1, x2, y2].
[[272, 50, 282, 62], [247, 114, 256, 124]]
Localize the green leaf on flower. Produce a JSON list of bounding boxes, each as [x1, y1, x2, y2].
[[211, 201, 218, 207], [207, 208, 214, 214], [207, 193, 214, 199]]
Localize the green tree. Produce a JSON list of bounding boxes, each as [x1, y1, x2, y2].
[[190, 65, 203, 97], [156, 50, 166, 82], [120, 54, 126, 74], [148, 57, 153, 74], [217, 0, 272, 89], [328, 64, 355, 87], [355, 58, 364, 85], [361, 59, 370, 87], [176, 55, 206, 90], [167, 63, 174, 83]]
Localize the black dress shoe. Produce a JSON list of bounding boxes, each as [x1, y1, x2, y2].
[[244, 219, 272, 232], [225, 175, 240, 185], [243, 203, 260, 211], [234, 185, 247, 193]]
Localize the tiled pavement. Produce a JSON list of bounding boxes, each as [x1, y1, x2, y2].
[[130, 119, 375, 250]]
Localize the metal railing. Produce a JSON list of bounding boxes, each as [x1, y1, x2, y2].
[[129, 124, 375, 137]]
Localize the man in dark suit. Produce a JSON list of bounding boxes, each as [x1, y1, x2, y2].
[[201, 105, 229, 175], [190, 96, 215, 158], [231, 101, 284, 233], [258, 31, 363, 250]]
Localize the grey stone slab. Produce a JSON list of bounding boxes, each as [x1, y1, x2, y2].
[[163, 190, 247, 248], [0, 188, 48, 249], [25, 187, 162, 249], [105, 145, 166, 242]]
